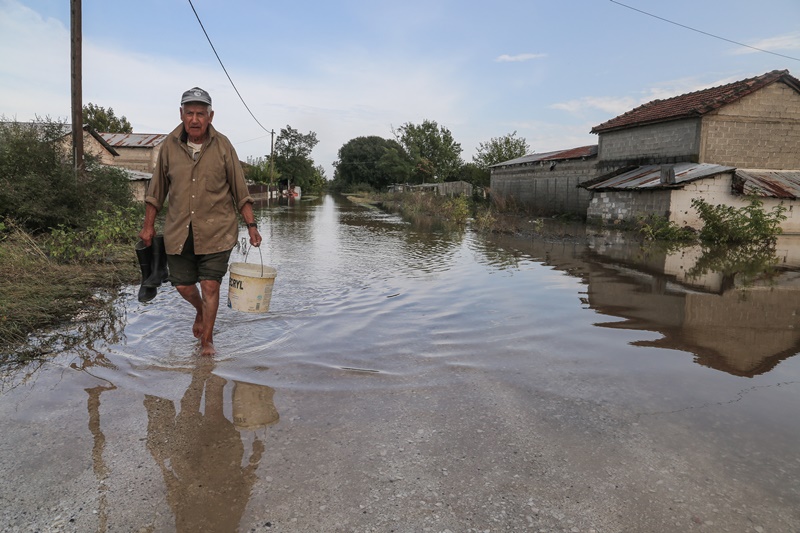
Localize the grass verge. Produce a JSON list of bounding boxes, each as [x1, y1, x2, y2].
[[0, 229, 139, 362]]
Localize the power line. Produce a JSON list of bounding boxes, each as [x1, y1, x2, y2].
[[187, 0, 272, 131], [609, 0, 800, 63]]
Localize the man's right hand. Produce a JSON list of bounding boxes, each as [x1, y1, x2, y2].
[[139, 203, 159, 247], [138, 226, 156, 247]]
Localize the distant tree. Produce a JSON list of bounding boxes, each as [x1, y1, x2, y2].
[[82, 103, 132, 133], [456, 162, 490, 188], [273, 125, 319, 192], [333, 136, 412, 191], [243, 156, 280, 184], [394, 119, 463, 183], [473, 131, 530, 169]]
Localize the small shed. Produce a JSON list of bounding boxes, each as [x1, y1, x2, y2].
[[583, 162, 800, 234]]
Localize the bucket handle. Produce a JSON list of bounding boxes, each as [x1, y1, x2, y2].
[[242, 241, 265, 277]]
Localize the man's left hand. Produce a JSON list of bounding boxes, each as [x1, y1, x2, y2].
[[248, 226, 262, 247]]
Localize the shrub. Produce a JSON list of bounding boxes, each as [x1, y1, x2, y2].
[[691, 197, 786, 245], [637, 214, 696, 242], [0, 118, 135, 233], [46, 206, 142, 262]]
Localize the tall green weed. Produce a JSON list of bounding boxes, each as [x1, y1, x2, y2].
[[692, 197, 786, 244]]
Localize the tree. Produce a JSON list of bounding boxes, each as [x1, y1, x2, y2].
[[82, 103, 132, 133], [333, 136, 412, 191], [473, 131, 530, 169], [394, 119, 463, 183], [456, 162, 490, 188], [273, 125, 320, 192]]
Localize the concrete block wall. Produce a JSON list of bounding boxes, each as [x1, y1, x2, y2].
[[586, 189, 671, 224], [700, 82, 800, 169], [597, 118, 701, 170], [490, 159, 597, 216]]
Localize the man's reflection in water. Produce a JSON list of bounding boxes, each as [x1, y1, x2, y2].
[[144, 360, 276, 532]]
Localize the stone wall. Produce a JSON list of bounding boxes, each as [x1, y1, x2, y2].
[[586, 189, 672, 225], [597, 118, 701, 170], [490, 158, 597, 216], [700, 82, 800, 169]]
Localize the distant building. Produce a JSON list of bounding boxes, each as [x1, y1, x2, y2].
[[583, 70, 800, 233], [490, 145, 598, 216], [99, 132, 167, 173], [490, 69, 800, 232]]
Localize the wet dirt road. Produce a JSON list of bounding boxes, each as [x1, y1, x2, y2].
[[2, 195, 799, 532]]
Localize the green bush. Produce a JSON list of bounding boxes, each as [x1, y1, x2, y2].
[[0, 118, 135, 233], [691, 197, 786, 244], [46, 206, 142, 262], [637, 214, 696, 242], [442, 196, 470, 224]]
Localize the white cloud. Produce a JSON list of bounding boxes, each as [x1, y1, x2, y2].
[[549, 74, 747, 119], [495, 53, 547, 63], [732, 31, 800, 55], [550, 96, 639, 116], [0, 1, 469, 177]]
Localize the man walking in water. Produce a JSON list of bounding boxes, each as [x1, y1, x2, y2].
[[139, 87, 262, 355]]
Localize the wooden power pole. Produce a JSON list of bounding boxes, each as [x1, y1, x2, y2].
[[71, 0, 84, 172]]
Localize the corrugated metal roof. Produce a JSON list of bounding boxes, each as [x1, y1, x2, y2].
[[736, 169, 800, 199], [491, 145, 597, 167], [99, 132, 167, 148], [583, 162, 734, 191], [591, 70, 800, 134]]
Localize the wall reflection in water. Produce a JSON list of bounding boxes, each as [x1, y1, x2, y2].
[[143, 361, 278, 532], [481, 230, 800, 378]]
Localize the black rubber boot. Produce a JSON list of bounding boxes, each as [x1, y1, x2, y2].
[[142, 235, 169, 288], [135, 240, 157, 303]]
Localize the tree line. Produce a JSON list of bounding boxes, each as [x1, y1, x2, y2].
[[82, 103, 530, 194], [331, 121, 530, 192]]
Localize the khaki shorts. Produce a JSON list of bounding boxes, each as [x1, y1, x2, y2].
[[168, 227, 232, 285]]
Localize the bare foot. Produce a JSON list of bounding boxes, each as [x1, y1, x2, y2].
[[192, 312, 204, 339], [199, 341, 216, 357]]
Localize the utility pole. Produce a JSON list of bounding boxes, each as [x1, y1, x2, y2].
[[70, 0, 84, 172], [268, 129, 275, 197]]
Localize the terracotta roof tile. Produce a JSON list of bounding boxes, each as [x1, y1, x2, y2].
[[591, 70, 800, 133]]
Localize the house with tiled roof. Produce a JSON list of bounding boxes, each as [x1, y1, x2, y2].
[[581, 69, 800, 233], [590, 69, 800, 171], [490, 69, 800, 230]]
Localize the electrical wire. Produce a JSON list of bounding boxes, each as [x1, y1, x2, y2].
[[187, 0, 272, 131], [610, 0, 800, 63]]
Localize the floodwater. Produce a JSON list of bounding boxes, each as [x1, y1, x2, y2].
[[2, 194, 799, 532]]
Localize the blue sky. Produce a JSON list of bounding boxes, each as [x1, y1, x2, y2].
[[2, 0, 799, 177]]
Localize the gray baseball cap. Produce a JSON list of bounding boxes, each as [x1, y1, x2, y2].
[[181, 87, 212, 106]]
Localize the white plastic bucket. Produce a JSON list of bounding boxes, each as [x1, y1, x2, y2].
[[227, 262, 277, 313]]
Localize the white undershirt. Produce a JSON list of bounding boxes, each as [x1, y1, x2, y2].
[[187, 140, 203, 160]]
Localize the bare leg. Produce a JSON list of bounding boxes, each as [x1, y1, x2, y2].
[[175, 280, 222, 356], [198, 279, 221, 356], [175, 284, 204, 338]]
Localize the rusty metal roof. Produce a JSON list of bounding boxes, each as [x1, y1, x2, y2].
[[490, 145, 597, 167], [591, 70, 800, 134], [583, 162, 734, 191], [736, 169, 800, 199], [99, 132, 167, 148]]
